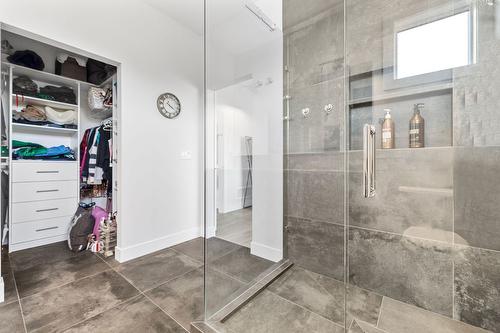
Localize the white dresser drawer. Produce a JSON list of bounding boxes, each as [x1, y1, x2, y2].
[[12, 161, 77, 182], [12, 181, 78, 203], [11, 217, 71, 244], [12, 198, 77, 224]]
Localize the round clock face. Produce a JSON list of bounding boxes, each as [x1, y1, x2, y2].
[[157, 93, 181, 119]]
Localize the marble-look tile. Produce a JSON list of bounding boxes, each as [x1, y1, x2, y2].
[[287, 79, 344, 153], [146, 268, 244, 329], [63, 295, 186, 333], [287, 152, 344, 172], [349, 148, 454, 243], [348, 227, 453, 316], [208, 247, 273, 283], [287, 217, 344, 280], [378, 297, 491, 333], [286, 169, 344, 223], [173, 237, 243, 264], [14, 252, 108, 298], [454, 245, 500, 332], [347, 284, 383, 326], [268, 265, 344, 324], [21, 270, 139, 333], [9, 242, 84, 271], [349, 320, 386, 333], [116, 249, 201, 291], [454, 147, 500, 251], [218, 290, 344, 333], [284, 0, 340, 30], [0, 301, 25, 333]]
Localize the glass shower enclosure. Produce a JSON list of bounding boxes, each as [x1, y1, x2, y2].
[[203, 1, 500, 332]]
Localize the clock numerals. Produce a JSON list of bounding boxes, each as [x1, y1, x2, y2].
[[157, 93, 181, 119]]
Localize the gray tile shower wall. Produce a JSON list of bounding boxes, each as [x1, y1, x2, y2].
[[349, 148, 454, 242], [284, 0, 500, 332], [348, 227, 454, 317], [454, 147, 500, 252]]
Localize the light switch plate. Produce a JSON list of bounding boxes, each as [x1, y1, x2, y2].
[[180, 151, 192, 160]]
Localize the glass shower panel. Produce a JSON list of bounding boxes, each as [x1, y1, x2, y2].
[[204, 0, 285, 327], [282, 0, 347, 330], [346, 1, 500, 332]]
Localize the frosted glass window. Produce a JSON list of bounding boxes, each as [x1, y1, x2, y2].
[[396, 11, 472, 79]]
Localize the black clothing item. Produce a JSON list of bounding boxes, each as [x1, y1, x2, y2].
[[87, 59, 115, 85], [39, 85, 77, 104], [96, 127, 112, 195], [13, 76, 38, 97], [8, 50, 45, 70]]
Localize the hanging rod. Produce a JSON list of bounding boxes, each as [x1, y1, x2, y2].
[[244, 3, 277, 32]]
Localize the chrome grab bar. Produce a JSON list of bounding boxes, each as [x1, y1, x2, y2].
[[363, 124, 376, 198]]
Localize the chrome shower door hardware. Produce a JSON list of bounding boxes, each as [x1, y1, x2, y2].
[[302, 107, 311, 118], [363, 124, 376, 198], [324, 104, 334, 115]]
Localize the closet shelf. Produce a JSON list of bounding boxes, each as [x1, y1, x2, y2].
[[12, 94, 78, 110], [349, 82, 453, 106], [12, 123, 78, 136], [3, 61, 100, 90]]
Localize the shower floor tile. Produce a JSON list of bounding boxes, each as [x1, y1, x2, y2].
[[214, 290, 344, 333]]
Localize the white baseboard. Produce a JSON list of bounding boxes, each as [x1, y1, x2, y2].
[[250, 241, 282, 262], [206, 225, 216, 238], [0, 277, 4, 303], [115, 227, 201, 263]]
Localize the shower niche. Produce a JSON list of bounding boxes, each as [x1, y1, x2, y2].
[[348, 66, 453, 151]]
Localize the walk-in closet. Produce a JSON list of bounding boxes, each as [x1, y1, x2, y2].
[[0, 25, 120, 257]]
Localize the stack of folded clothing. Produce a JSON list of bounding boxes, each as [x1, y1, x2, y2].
[[13, 105, 77, 129], [12, 140, 75, 160], [40, 85, 77, 104], [12, 76, 77, 105]]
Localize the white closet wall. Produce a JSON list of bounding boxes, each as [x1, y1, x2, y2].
[[0, 0, 205, 262]]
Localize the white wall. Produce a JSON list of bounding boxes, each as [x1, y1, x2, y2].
[[212, 39, 283, 261], [0, 0, 204, 261], [236, 41, 283, 262]]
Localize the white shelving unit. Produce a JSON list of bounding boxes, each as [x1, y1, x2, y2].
[[5, 62, 81, 252]]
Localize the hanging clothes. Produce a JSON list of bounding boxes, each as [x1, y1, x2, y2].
[[80, 122, 113, 194]]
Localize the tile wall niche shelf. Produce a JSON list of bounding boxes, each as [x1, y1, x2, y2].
[[398, 186, 453, 197], [349, 82, 453, 106]]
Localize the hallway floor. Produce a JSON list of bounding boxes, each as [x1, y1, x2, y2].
[[216, 208, 252, 248], [0, 239, 492, 333]]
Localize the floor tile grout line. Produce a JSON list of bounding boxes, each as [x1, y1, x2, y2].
[[93, 252, 189, 333], [269, 290, 345, 330], [94, 253, 190, 333], [170, 246, 250, 286], [140, 266, 202, 295], [376, 296, 385, 328], [17, 266, 112, 302], [9, 259, 28, 333], [57, 294, 144, 332]]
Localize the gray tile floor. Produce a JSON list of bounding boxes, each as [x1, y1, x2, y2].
[[1, 239, 493, 333], [216, 208, 252, 248]]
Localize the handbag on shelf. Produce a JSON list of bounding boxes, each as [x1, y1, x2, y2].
[[88, 87, 112, 118]]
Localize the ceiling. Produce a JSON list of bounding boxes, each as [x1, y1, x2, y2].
[[144, 0, 282, 55]]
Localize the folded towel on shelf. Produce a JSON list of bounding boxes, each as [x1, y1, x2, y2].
[[44, 106, 77, 125]]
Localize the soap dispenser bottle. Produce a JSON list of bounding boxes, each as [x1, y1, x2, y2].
[[381, 108, 395, 149], [409, 103, 425, 148]]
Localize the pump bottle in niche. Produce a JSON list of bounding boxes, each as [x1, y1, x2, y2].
[[409, 103, 425, 148], [381, 108, 395, 149]]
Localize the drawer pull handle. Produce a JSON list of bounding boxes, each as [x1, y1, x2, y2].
[[36, 208, 59, 213], [36, 189, 60, 193], [36, 171, 60, 174], [36, 226, 59, 232]]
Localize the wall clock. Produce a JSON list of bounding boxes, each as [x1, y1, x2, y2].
[[157, 93, 181, 119]]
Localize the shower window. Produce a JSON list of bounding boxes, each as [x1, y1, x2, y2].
[[395, 10, 475, 79]]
